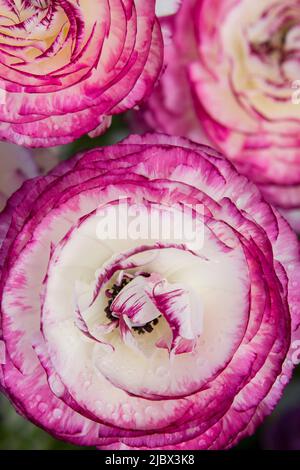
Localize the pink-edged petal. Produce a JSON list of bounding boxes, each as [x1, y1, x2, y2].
[[152, 280, 203, 354], [111, 275, 161, 325], [156, 1, 182, 17]]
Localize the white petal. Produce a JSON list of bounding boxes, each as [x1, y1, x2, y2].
[[155, 0, 181, 17]]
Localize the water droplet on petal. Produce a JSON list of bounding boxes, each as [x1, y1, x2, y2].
[[38, 402, 48, 413], [52, 408, 62, 420], [48, 374, 65, 398], [280, 375, 289, 385]]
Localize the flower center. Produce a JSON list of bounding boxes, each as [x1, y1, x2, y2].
[[251, 22, 295, 59], [104, 272, 161, 335], [102, 270, 203, 355], [74, 244, 205, 356]]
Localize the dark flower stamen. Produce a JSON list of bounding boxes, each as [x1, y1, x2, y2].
[[105, 273, 160, 334]]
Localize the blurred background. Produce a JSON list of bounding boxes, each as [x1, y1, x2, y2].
[[0, 116, 300, 450]]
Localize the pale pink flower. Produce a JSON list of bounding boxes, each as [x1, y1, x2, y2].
[[143, 0, 300, 231], [0, 142, 60, 210]]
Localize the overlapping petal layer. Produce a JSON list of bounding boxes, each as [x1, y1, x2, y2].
[[143, 0, 300, 230], [0, 133, 299, 450], [0, 0, 163, 147]]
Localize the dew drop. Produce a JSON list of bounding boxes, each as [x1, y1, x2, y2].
[[52, 408, 62, 420], [38, 402, 48, 413], [280, 375, 289, 385], [48, 374, 65, 398]]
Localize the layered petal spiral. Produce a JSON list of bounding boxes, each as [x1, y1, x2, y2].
[[0, 134, 300, 449]]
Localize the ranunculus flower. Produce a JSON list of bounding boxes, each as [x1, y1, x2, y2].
[[0, 134, 300, 450], [0, 143, 60, 211], [0, 0, 166, 147], [143, 0, 300, 231]]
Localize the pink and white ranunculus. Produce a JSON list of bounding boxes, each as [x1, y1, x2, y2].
[[0, 143, 60, 211], [1, 133, 300, 450], [143, 0, 300, 231], [0, 0, 166, 147]]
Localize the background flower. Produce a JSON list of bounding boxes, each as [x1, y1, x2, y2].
[[142, 0, 300, 231], [0, 133, 299, 450], [0, 0, 163, 147], [0, 143, 37, 211], [0, 142, 60, 211]]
